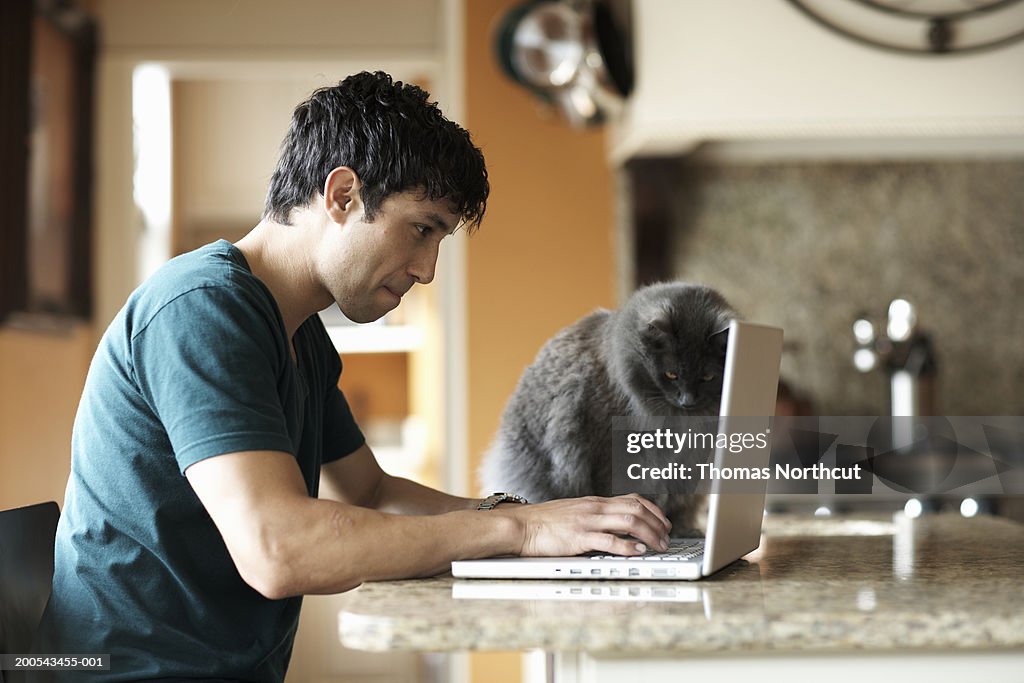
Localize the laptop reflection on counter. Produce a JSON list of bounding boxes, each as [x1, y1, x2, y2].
[[452, 580, 704, 605]]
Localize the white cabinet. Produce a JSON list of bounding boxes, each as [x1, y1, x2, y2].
[[611, 0, 1024, 161]]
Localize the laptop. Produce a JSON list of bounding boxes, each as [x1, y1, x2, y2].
[[452, 320, 783, 581]]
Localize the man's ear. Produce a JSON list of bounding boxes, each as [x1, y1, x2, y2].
[[323, 166, 361, 223]]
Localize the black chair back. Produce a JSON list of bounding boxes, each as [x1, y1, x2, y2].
[[0, 501, 60, 667]]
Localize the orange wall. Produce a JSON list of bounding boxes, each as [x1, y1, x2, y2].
[[340, 353, 410, 423], [465, 0, 616, 481], [0, 325, 93, 510], [464, 2, 616, 682]]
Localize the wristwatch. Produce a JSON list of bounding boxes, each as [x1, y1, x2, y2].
[[477, 492, 528, 510]]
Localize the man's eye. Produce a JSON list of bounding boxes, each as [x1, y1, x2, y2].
[[415, 225, 431, 236]]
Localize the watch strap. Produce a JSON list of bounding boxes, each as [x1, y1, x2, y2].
[[477, 492, 528, 510]]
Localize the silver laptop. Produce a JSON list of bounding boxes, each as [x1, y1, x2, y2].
[[452, 320, 783, 581]]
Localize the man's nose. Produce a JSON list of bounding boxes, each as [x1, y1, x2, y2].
[[410, 242, 439, 285]]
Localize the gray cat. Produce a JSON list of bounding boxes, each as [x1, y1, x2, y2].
[[480, 282, 737, 533]]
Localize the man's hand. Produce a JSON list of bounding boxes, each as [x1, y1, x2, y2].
[[500, 494, 672, 557]]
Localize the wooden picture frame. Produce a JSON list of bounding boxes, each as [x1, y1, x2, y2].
[[0, 0, 96, 324]]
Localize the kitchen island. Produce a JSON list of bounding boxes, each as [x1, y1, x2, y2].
[[335, 513, 1024, 682]]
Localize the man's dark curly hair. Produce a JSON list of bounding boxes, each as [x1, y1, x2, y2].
[[263, 71, 489, 232]]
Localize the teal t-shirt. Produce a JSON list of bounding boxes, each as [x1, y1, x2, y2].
[[37, 240, 365, 682]]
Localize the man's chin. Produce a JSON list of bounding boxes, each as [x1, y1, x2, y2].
[[342, 311, 384, 324], [337, 303, 395, 324]]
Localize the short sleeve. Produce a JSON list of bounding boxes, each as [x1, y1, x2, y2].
[[299, 314, 365, 463], [323, 384, 365, 463], [130, 286, 295, 474]]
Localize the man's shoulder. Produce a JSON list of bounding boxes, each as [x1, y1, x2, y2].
[[125, 240, 271, 329], [148, 239, 251, 293]]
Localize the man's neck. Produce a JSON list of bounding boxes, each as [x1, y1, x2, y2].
[[235, 218, 331, 340]]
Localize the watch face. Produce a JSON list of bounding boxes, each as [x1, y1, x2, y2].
[[788, 0, 1024, 54]]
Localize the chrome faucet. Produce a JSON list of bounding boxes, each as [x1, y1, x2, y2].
[[852, 299, 938, 421]]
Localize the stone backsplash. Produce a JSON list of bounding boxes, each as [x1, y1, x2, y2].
[[663, 159, 1024, 415]]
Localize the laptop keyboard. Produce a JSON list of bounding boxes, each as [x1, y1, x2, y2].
[[590, 539, 705, 562]]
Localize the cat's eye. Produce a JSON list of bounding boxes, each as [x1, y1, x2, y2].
[[665, 371, 678, 380], [701, 373, 715, 382]]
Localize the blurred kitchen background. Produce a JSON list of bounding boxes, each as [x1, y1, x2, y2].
[[1, 0, 1022, 682], [634, 158, 1024, 416]]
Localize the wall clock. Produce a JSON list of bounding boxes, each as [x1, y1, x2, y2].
[[786, 0, 1024, 54]]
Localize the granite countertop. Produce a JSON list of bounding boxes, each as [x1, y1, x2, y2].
[[336, 513, 1024, 655]]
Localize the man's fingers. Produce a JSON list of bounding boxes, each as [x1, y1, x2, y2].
[[578, 496, 671, 551], [590, 512, 667, 552], [620, 493, 672, 533], [602, 496, 672, 540], [583, 532, 648, 557]]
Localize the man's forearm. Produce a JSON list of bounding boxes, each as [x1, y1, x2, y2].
[[190, 451, 671, 601], [256, 497, 524, 597], [372, 473, 480, 515]]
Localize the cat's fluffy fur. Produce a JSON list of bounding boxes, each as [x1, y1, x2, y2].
[[480, 282, 737, 533]]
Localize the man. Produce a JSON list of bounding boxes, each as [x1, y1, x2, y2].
[[38, 71, 671, 682]]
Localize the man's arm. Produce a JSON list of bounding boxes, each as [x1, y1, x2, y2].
[[185, 450, 672, 600], [318, 444, 479, 514]]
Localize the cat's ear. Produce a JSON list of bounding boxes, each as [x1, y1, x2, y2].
[[646, 317, 671, 336], [710, 322, 731, 357]]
